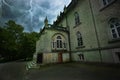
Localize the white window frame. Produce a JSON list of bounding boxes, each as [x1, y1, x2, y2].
[[52, 35, 67, 50], [56, 36, 62, 48], [109, 18, 120, 39], [102, 0, 115, 6], [78, 54, 84, 61], [74, 12, 80, 26], [77, 31, 83, 47]]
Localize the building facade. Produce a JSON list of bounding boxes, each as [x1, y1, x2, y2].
[[33, 0, 120, 64]]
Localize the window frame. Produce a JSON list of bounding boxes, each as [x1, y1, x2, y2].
[[116, 52, 120, 62], [56, 36, 62, 48], [52, 35, 67, 50], [76, 31, 83, 47], [78, 54, 84, 61], [100, 0, 116, 11], [109, 18, 120, 39], [74, 12, 80, 26], [102, 0, 114, 6]]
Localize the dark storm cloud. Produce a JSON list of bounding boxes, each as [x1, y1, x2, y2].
[[40, 1, 51, 9], [0, 0, 71, 32], [2, 0, 30, 17]]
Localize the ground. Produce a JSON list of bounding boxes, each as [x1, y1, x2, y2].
[[0, 62, 120, 80], [0, 62, 26, 80]]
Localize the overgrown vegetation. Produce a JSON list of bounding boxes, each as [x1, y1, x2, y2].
[[0, 20, 39, 62]]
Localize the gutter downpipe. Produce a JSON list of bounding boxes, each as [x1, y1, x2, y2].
[[89, 0, 102, 62], [65, 11, 72, 62]]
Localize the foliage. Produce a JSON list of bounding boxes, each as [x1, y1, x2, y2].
[[0, 20, 39, 62], [19, 32, 39, 60]]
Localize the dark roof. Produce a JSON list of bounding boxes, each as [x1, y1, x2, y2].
[[53, 0, 78, 26], [39, 25, 68, 37], [50, 25, 68, 32]]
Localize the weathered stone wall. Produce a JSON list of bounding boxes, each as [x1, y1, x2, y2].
[[43, 53, 69, 64], [91, 0, 120, 47], [90, 0, 120, 63], [71, 51, 101, 62], [34, 0, 120, 64], [56, 0, 120, 63], [36, 29, 69, 53]]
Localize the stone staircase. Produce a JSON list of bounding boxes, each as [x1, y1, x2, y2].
[[26, 61, 39, 70]]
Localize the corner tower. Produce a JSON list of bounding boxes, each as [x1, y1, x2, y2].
[[44, 16, 48, 28]]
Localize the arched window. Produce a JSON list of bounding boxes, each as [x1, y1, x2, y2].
[[52, 35, 66, 49], [74, 12, 80, 25], [56, 36, 62, 48], [77, 32, 83, 46], [109, 18, 120, 39]]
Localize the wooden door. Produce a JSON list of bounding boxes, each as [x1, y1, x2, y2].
[[58, 53, 63, 63]]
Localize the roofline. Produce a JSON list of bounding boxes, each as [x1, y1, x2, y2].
[[53, 0, 78, 26]]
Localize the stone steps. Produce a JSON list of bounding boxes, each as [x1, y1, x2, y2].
[[26, 61, 39, 70]]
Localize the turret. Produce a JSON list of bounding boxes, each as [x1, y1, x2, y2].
[[64, 5, 67, 13], [44, 16, 48, 28]]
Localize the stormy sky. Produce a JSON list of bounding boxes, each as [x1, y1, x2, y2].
[[0, 0, 71, 32]]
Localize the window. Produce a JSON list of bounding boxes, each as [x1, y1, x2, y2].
[[77, 32, 83, 46], [74, 12, 80, 26], [52, 42, 56, 48], [52, 35, 66, 49], [56, 36, 62, 48], [78, 54, 84, 61], [109, 18, 120, 39], [63, 42, 66, 48], [116, 52, 120, 61], [102, 0, 114, 6]]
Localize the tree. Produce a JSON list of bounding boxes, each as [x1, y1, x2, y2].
[[0, 20, 39, 62], [20, 32, 39, 60], [0, 20, 24, 61]]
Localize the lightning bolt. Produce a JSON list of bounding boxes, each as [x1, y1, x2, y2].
[[0, 0, 2, 6], [0, 0, 2, 17], [2, 0, 10, 7], [1, 0, 34, 32], [28, 0, 33, 32]]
